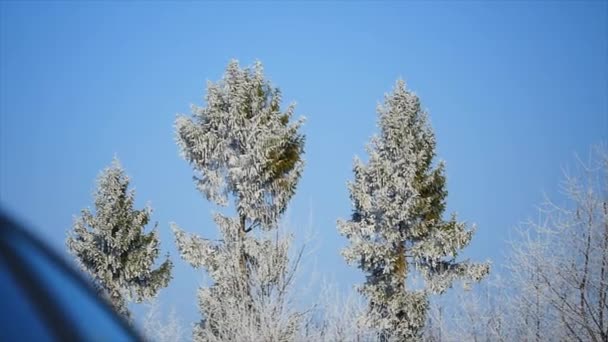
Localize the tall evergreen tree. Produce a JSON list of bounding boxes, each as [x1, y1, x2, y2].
[[67, 159, 173, 320], [338, 80, 489, 341], [172, 60, 305, 341]]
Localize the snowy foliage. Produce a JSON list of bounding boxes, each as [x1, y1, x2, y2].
[[66, 159, 173, 320], [172, 60, 306, 341], [300, 283, 377, 341], [423, 275, 511, 342], [424, 145, 608, 341], [338, 80, 489, 341], [504, 146, 608, 341], [172, 217, 304, 341], [175, 59, 304, 230], [142, 299, 185, 342]]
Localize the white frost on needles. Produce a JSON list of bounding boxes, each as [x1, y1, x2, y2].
[[171, 60, 306, 341], [338, 80, 489, 341], [67, 159, 173, 320]]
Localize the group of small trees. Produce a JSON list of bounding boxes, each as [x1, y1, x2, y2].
[[65, 60, 603, 341]]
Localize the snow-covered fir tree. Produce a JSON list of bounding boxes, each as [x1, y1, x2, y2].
[[338, 80, 489, 341], [67, 159, 173, 320], [172, 60, 305, 341]]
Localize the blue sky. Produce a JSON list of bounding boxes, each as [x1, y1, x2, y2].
[[1, 1, 606, 330]]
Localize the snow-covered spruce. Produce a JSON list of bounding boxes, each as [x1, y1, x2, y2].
[[338, 80, 489, 341], [67, 159, 173, 320], [172, 60, 305, 341]]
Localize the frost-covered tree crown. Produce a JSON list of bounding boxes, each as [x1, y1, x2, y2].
[[67, 159, 173, 319], [175, 59, 305, 231], [338, 80, 489, 341], [172, 60, 306, 341]]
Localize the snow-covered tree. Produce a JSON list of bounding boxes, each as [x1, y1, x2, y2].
[[338, 80, 489, 341], [423, 274, 511, 342], [67, 159, 173, 320], [172, 60, 305, 341], [505, 145, 608, 341], [142, 299, 186, 342], [423, 145, 608, 342], [300, 282, 376, 341]]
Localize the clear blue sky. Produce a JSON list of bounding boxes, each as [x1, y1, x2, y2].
[[1, 1, 606, 330]]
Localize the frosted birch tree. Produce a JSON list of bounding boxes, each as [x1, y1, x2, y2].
[[338, 80, 489, 341], [171, 60, 306, 341], [423, 145, 608, 342], [505, 146, 608, 341], [142, 299, 185, 342], [423, 274, 511, 342], [66, 159, 173, 320], [299, 282, 376, 341]]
